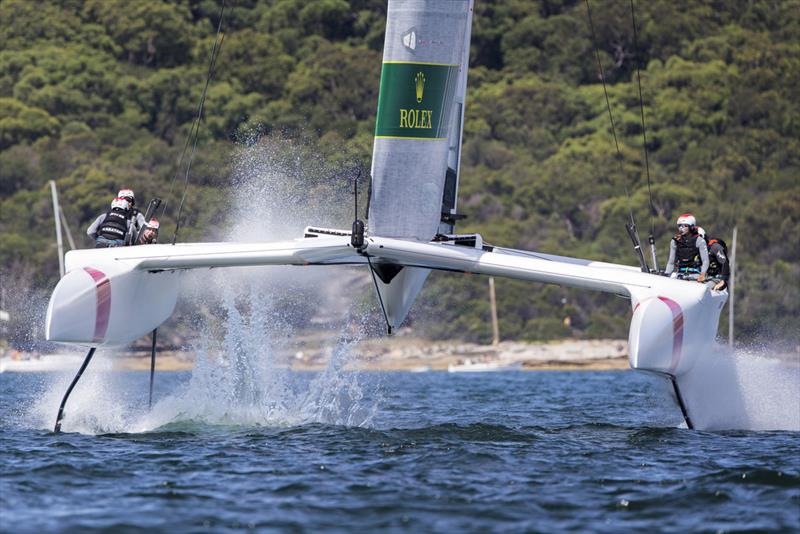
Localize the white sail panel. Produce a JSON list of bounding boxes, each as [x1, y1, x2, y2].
[[369, 0, 473, 240]]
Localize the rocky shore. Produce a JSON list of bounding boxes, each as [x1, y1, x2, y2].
[[109, 338, 630, 372]]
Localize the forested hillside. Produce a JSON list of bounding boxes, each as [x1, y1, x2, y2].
[[1, 0, 798, 348]]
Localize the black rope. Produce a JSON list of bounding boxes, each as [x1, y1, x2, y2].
[[366, 254, 392, 334], [629, 0, 657, 236], [584, 0, 637, 231], [161, 1, 228, 222], [168, 0, 228, 244]]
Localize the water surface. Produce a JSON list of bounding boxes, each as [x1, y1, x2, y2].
[[2, 370, 798, 532]]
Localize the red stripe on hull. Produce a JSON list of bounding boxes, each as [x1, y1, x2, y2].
[[657, 296, 684, 373], [84, 267, 111, 343]]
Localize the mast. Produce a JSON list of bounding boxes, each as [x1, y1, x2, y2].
[[440, 0, 474, 234], [49, 180, 65, 278], [489, 277, 500, 345], [59, 207, 77, 251], [729, 226, 737, 349]]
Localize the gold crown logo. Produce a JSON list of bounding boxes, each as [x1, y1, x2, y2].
[[415, 72, 425, 103]]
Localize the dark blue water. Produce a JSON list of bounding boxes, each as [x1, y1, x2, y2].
[[2, 370, 798, 533]]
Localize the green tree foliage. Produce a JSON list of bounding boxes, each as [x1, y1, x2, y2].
[[0, 0, 797, 349]]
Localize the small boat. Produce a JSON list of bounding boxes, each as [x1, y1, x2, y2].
[[0, 353, 88, 373], [448, 359, 522, 373]]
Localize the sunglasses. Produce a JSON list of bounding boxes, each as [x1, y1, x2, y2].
[[677, 224, 689, 228]]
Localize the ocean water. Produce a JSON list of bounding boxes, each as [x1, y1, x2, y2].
[[1, 369, 798, 533]]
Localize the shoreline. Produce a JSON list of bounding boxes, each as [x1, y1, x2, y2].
[[5, 338, 799, 373], [111, 338, 631, 372]]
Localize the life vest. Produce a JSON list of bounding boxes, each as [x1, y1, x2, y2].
[[705, 237, 729, 278], [673, 232, 702, 272], [97, 208, 130, 241]]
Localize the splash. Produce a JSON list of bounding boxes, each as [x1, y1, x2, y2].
[[225, 132, 362, 242], [136, 271, 378, 430], [28, 134, 379, 434], [27, 355, 131, 434], [147, 134, 377, 430], [679, 343, 800, 431]]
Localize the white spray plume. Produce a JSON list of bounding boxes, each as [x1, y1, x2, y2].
[[680, 344, 800, 431]]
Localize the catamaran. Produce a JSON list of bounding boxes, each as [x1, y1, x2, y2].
[[45, 1, 727, 431]]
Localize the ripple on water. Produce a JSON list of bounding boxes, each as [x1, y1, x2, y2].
[[2, 371, 799, 533]]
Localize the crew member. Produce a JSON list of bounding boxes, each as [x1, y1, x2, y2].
[[664, 213, 709, 282], [87, 197, 132, 248], [697, 227, 730, 291], [136, 218, 160, 245], [117, 188, 147, 244]]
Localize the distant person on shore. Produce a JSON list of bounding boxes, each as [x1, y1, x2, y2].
[[87, 197, 133, 248], [664, 213, 709, 282], [697, 227, 730, 291], [136, 218, 160, 245], [116, 188, 147, 244]]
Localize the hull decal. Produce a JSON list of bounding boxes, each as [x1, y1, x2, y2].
[[84, 267, 111, 343], [658, 296, 684, 373]]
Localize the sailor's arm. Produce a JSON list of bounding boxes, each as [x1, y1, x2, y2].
[[712, 243, 730, 280], [86, 214, 105, 239], [664, 240, 677, 274], [697, 236, 709, 275]]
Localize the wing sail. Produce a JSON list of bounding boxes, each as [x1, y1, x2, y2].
[[369, 0, 473, 240]]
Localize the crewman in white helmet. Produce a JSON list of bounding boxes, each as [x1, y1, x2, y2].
[[664, 213, 710, 282], [136, 218, 160, 245], [86, 197, 133, 248], [116, 188, 147, 244]]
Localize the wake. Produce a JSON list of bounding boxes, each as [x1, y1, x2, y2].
[[679, 344, 800, 431]]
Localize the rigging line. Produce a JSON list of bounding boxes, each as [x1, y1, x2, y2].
[[168, 0, 228, 242], [161, 6, 226, 221], [172, 3, 227, 242], [629, 0, 657, 235], [365, 255, 393, 335], [584, 0, 636, 230]]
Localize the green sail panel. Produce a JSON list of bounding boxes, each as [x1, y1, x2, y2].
[[375, 62, 460, 140], [368, 0, 471, 241]]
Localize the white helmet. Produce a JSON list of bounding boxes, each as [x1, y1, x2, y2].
[[146, 218, 160, 230], [111, 197, 130, 211], [676, 213, 696, 227], [117, 188, 135, 205]]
